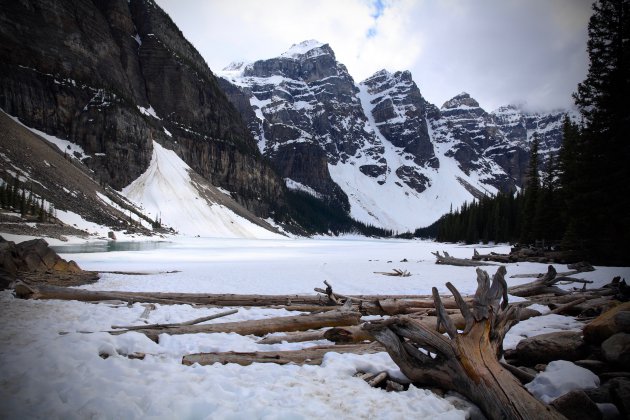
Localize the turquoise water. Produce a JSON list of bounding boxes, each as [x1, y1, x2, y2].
[[51, 241, 172, 254]]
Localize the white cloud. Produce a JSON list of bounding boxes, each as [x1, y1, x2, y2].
[[155, 0, 592, 112]]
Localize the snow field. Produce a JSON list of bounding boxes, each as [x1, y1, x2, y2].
[[3, 238, 630, 418], [122, 141, 281, 239]]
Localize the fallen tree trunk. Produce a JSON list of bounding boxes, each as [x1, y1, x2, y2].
[[117, 309, 362, 342], [111, 309, 238, 331], [364, 266, 566, 420], [182, 342, 383, 366], [324, 326, 374, 344], [257, 330, 328, 345], [14, 282, 331, 306], [472, 249, 512, 263], [431, 251, 495, 267], [15, 282, 441, 315], [508, 265, 593, 298]]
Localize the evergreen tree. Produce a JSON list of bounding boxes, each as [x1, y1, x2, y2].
[[572, 0, 630, 264], [535, 153, 562, 243], [520, 135, 541, 244], [558, 116, 583, 250]]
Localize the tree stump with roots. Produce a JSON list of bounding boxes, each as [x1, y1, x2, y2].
[[363, 266, 566, 420]]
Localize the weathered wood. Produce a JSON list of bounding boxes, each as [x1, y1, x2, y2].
[[368, 372, 388, 387], [15, 282, 446, 316], [324, 326, 374, 343], [111, 309, 238, 331], [376, 297, 460, 315], [14, 282, 332, 306], [181, 342, 383, 366], [257, 330, 328, 344], [374, 269, 411, 277], [472, 249, 512, 263], [120, 310, 362, 342], [139, 303, 156, 320], [549, 298, 587, 315], [364, 266, 566, 420], [432, 251, 496, 267], [508, 265, 570, 297]]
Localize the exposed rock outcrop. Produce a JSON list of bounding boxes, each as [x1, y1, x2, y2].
[[0, 236, 98, 287], [0, 0, 285, 218]]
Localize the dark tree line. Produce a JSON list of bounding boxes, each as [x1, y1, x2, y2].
[[0, 176, 56, 222], [426, 0, 629, 265]]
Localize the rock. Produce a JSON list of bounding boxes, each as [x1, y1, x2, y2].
[[108, 231, 117, 240], [583, 302, 630, 344], [550, 389, 602, 420], [574, 359, 610, 374], [601, 333, 630, 367], [505, 331, 589, 366], [610, 377, 630, 417], [0, 268, 15, 290], [0, 236, 95, 285]]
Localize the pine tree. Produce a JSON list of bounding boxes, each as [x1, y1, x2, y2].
[[572, 0, 630, 264], [520, 135, 541, 244]]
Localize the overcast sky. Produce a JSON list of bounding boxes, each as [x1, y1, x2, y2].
[[155, 0, 593, 112]]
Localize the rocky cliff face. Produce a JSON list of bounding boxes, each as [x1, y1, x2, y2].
[[0, 0, 285, 217], [360, 70, 437, 169], [220, 42, 573, 231]]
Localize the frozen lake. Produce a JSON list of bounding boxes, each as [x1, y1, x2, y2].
[[2, 237, 629, 419]]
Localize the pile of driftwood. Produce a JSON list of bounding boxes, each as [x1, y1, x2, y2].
[[12, 264, 630, 419], [433, 248, 597, 271], [471, 247, 590, 265]]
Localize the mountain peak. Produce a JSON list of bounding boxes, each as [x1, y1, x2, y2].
[[442, 92, 480, 109], [223, 61, 247, 72], [280, 40, 333, 60]]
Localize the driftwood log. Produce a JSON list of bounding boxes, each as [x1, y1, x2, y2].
[[431, 251, 495, 267], [472, 249, 512, 263], [182, 342, 383, 366], [508, 265, 593, 298], [13, 282, 470, 316], [363, 266, 565, 420], [257, 330, 328, 345], [116, 309, 362, 342]]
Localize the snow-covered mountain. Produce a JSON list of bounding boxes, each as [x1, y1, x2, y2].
[[219, 41, 573, 232]]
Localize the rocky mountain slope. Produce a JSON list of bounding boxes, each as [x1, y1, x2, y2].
[[0, 0, 286, 227], [0, 0, 573, 236], [220, 41, 574, 232]]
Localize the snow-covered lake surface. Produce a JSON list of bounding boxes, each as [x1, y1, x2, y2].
[[2, 237, 628, 419]]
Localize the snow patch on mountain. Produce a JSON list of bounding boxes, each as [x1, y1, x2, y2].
[[281, 40, 326, 59], [122, 141, 280, 239]]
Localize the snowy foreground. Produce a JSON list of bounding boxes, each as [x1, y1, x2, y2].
[[1, 237, 628, 419]]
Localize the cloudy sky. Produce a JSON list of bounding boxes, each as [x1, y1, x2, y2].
[[155, 0, 593, 112]]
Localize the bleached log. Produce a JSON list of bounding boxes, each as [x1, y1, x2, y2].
[[374, 269, 411, 277], [548, 298, 587, 315], [111, 309, 238, 331], [507, 265, 570, 297], [256, 330, 327, 345], [472, 249, 512, 263], [368, 372, 388, 387], [181, 342, 383, 366], [364, 266, 566, 420], [139, 303, 156, 320], [122, 309, 362, 342], [14, 282, 331, 306], [15, 282, 443, 316], [431, 251, 495, 267]]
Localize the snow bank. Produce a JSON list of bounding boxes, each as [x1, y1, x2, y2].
[[525, 360, 600, 403], [122, 141, 280, 239]]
